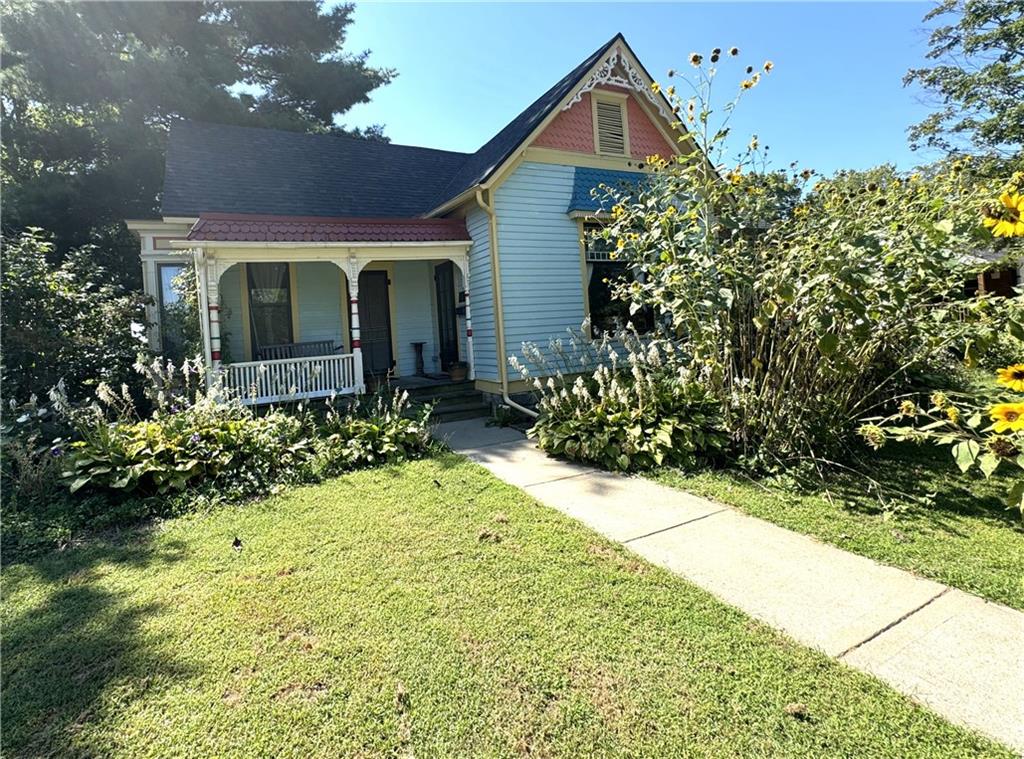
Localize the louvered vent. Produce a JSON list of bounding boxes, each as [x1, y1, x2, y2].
[[595, 100, 626, 155]]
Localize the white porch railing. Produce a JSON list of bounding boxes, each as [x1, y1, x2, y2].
[[224, 353, 360, 405]]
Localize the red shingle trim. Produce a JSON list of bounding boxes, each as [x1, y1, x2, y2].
[[187, 213, 470, 243]]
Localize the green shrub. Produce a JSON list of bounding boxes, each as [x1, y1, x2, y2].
[[517, 325, 728, 472], [596, 56, 1022, 466], [2, 361, 434, 559], [61, 397, 313, 498], [1, 229, 149, 401], [312, 390, 433, 476]]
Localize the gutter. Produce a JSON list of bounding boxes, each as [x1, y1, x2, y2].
[[474, 187, 539, 420]]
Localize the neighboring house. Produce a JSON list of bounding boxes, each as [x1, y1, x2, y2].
[[128, 34, 688, 406]]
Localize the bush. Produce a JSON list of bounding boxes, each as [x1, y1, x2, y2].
[[516, 325, 728, 471], [597, 56, 1023, 466], [1, 228, 149, 401], [313, 390, 432, 476], [2, 359, 435, 559]]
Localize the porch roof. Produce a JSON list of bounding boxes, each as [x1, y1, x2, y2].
[[187, 213, 470, 244]]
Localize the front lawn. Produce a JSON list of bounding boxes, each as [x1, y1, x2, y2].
[[651, 444, 1024, 610], [2, 455, 1011, 757]]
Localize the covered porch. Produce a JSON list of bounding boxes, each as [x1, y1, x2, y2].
[[179, 215, 475, 404]]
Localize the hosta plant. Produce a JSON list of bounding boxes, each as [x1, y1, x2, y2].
[[514, 323, 727, 472]]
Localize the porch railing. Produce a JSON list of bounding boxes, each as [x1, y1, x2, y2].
[[224, 353, 360, 405]]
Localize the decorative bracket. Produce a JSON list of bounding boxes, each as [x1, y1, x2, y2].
[[562, 48, 673, 122]]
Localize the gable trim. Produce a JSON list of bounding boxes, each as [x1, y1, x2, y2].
[[562, 45, 674, 123], [428, 34, 687, 217]]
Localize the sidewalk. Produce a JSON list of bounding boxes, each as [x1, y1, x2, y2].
[[434, 418, 1024, 753]]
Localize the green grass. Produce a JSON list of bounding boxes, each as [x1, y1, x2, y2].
[[2, 455, 1012, 758], [651, 444, 1024, 610]]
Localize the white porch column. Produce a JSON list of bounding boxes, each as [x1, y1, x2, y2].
[[192, 249, 214, 387], [347, 256, 366, 393], [460, 254, 475, 381]]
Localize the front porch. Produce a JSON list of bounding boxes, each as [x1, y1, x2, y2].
[[178, 216, 476, 404]]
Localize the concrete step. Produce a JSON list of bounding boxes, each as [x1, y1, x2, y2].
[[432, 404, 492, 423], [403, 381, 476, 401]]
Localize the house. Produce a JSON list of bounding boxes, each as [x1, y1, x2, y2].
[[128, 34, 689, 408]]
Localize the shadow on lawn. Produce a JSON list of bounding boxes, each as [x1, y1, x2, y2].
[[740, 443, 1023, 535], [1, 534, 191, 757]]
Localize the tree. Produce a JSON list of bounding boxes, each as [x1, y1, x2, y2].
[[0, 1, 394, 286], [0, 229, 148, 402], [904, 0, 1024, 157]]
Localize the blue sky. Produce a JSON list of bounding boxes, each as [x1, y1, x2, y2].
[[341, 2, 944, 176]]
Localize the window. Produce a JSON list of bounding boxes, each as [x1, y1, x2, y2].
[[583, 223, 654, 334], [158, 263, 188, 359], [593, 96, 627, 156], [247, 262, 293, 349]]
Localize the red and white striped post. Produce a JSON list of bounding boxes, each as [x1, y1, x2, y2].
[[462, 257, 475, 381], [206, 260, 223, 373], [348, 260, 366, 393]]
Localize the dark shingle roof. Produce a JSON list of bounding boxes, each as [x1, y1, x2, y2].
[[162, 123, 470, 218], [430, 33, 623, 209], [162, 34, 625, 220]]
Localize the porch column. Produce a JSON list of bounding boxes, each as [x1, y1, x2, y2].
[[206, 258, 223, 373], [347, 256, 366, 393], [460, 255, 476, 381], [192, 249, 213, 374]]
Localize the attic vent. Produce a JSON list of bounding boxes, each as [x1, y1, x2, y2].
[[594, 99, 626, 155]]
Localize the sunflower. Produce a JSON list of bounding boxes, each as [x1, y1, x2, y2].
[[990, 403, 1024, 433], [996, 364, 1024, 392], [689, 52, 703, 67], [982, 191, 1024, 238]]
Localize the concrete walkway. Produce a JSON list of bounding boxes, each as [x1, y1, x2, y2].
[[434, 419, 1024, 753]]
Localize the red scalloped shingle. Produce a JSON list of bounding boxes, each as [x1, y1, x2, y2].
[[188, 213, 470, 243]]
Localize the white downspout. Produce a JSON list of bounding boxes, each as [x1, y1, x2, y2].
[[474, 188, 538, 420]]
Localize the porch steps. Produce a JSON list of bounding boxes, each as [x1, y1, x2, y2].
[[403, 381, 492, 423]]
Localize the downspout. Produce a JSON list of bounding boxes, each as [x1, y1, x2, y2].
[[474, 187, 539, 420]]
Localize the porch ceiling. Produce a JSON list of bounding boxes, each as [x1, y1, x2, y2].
[[187, 213, 470, 244]]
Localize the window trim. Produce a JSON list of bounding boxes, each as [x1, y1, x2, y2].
[[156, 262, 189, 353], [578, 219, 654, 336], [591, 90, 630, 157], [245, 261, 296, 355]]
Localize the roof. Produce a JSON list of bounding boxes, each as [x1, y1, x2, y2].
[[432, 33, 623, 208], [567, 167, 646, 212], [162, 33, 641, 221], [187, 213, 470, 244], [163, 123, 470, 219]]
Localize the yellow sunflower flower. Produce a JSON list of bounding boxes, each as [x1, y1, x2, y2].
[[982, 191, 1024, 238], [996, 364, 1024, 392], [990, 403, 1024, 433]]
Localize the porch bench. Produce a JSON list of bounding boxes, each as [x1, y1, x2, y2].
[[255, 340, 339, 361]]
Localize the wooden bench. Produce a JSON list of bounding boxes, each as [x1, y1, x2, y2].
[[255, 340, 339, 361]]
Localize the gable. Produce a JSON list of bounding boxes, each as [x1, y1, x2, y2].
[[533, 87, 676, 160]]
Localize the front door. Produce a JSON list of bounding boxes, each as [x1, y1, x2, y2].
[[434, 261, 459, 371], [356, 270, 393, 376]]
